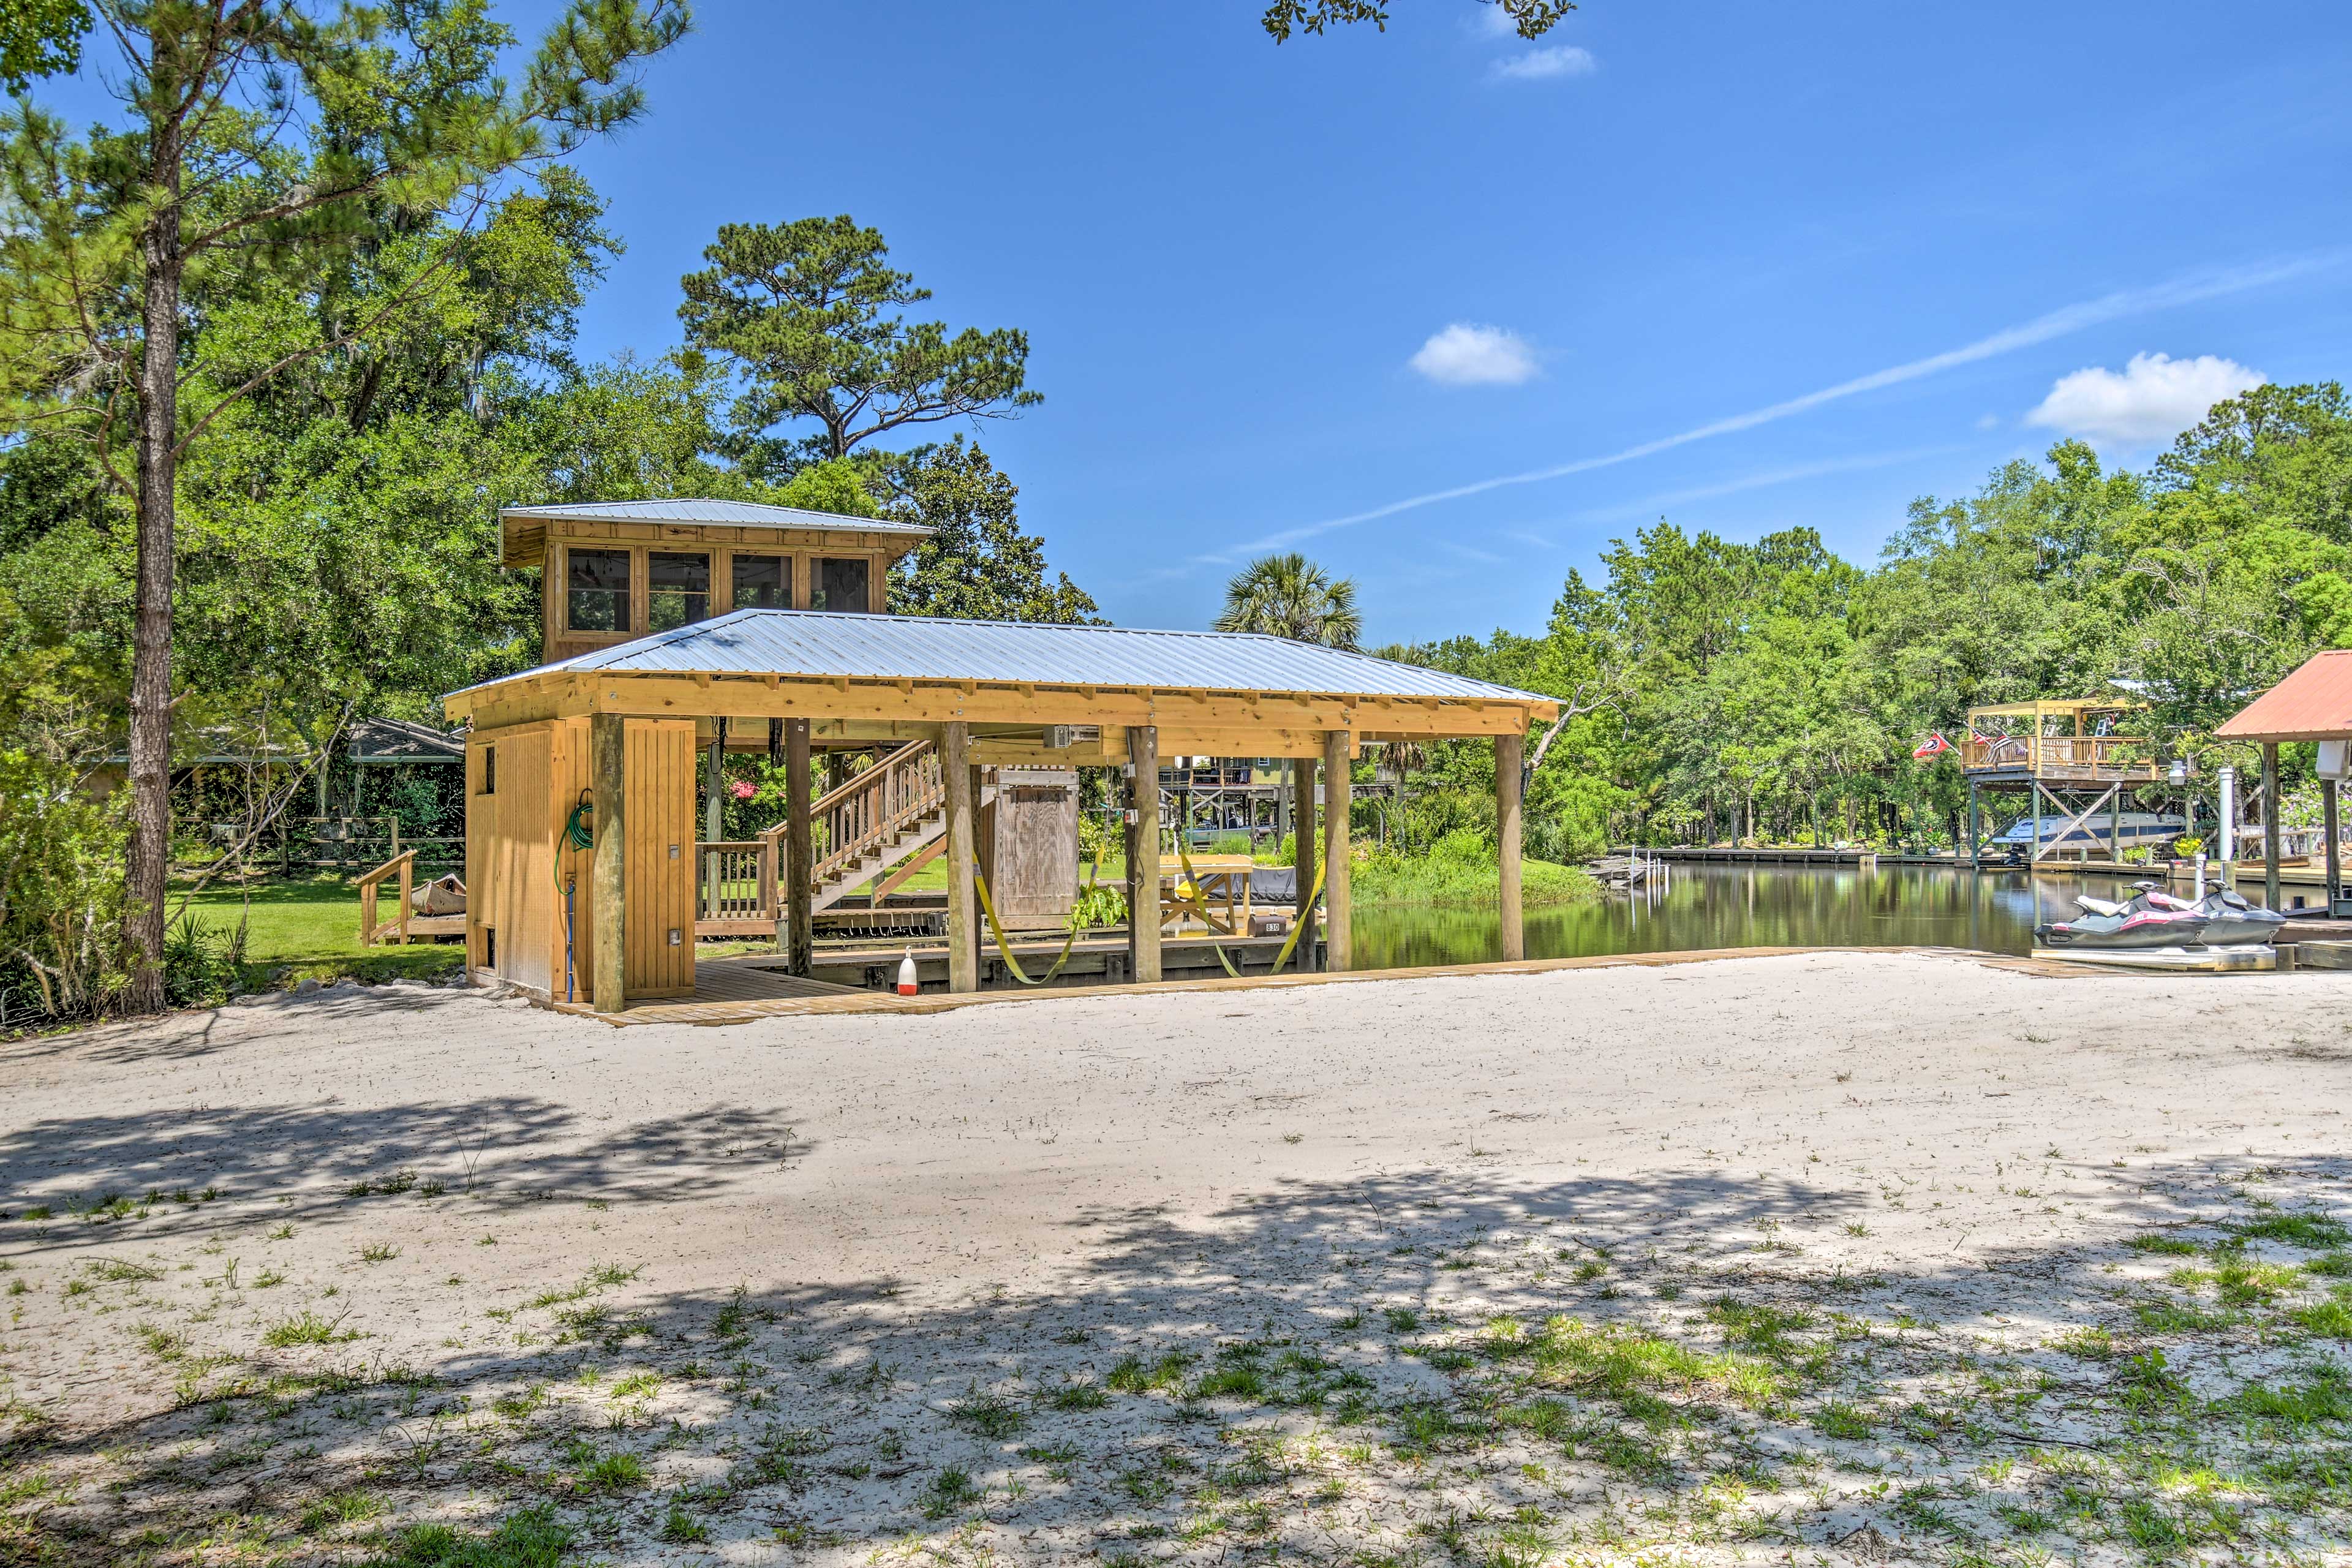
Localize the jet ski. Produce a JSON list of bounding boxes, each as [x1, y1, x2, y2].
[[2186, 886, 2288, 947], [2034, 882, 2212, 951]]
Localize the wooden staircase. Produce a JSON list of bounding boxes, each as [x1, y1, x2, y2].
[[698, 741, 989, 935]]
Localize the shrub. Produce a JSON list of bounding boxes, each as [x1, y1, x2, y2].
[[0, 748, 130, 1020]]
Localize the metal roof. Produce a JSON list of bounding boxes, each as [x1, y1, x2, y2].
[[2217, 649, 2352, 741], [500, 498, 930, 535], [461, 609, 1551, 705]]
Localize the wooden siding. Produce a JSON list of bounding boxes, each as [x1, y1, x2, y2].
[[624, 718, 696, 998], [465, 718, 600, 1003]]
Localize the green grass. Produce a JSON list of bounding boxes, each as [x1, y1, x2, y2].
[[1352, 832, 1600, 910], [370, 1505, 570, 1567], [177, 875, 463, 986]]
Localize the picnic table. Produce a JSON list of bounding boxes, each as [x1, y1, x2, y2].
[[1158, 853, 1255, 935]]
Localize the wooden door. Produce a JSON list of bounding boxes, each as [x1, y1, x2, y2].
[[624, 718, 697, 998]]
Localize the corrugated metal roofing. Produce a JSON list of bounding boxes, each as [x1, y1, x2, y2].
[[2216, 649, 2352, 740], [500, 498, 930, 535], [459, 609, 1551, 705]]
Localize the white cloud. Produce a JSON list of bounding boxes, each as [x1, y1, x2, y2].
[[2026, 351, 2267, 445], [1409, 323, 1540, 386], [1491, 44, 1597, 81], [1468, 5, 1518, 37]]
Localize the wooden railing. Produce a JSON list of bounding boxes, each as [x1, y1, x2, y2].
[[763, 741, 947, 893], [358, 849, 415, 947], [1962, 733, 2161, 778], [695, 840, 775, 933]]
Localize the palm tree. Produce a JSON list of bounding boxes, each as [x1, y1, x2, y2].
[[1214, 552, 1362, 649]]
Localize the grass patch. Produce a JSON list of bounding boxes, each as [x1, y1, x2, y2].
[[1352, 831, 1599, 910], [263, 1310, 357, 1348], [943, 1386, 1027, 1438], [1811, 1400, 1875, 1439], [2290, 1288, 2352, 1339], [178, 875, 466, 987], [919, 1466, 982, 1520], [1501, 1314, 1790, 1410], [369, 1504, 570, 1567], [2124, 1232, 2202, 1256], [2231, 1212, 2351, 1250]]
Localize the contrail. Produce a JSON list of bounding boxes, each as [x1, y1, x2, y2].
[[1199, 253, 2336, 563]]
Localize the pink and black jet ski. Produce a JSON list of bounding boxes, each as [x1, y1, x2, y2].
[[2186, 886, 2289, 947], [2034, 882, 2211, 951]]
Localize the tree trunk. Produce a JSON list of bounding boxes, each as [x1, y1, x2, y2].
[[123, 138, 184, 1015]]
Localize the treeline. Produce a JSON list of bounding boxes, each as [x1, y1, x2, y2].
[[1387, 384, 2352, 858]]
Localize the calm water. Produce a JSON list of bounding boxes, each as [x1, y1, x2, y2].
[[1349, 862, 2168, 968]]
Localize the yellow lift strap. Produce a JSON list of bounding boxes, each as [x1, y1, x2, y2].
[[971, 864, 1085, 987]]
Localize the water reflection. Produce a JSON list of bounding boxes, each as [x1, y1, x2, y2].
[[1350, 864, 2162, 968]]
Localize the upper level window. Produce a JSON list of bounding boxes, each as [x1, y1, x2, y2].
[[813, 556, 869, 613], [566, 549, 630, 633], [732, 553, 788, 611], [648, 551, 710, 631]]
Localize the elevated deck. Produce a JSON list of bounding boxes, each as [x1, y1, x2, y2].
[[1959, 699, 2169, 784]]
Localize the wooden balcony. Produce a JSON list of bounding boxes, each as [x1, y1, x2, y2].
[[1961, 699, 2172, 784]]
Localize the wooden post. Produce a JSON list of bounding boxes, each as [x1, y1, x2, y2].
[[944, 722, 978, 993], [785, 718, 813, 976], [1323, 729, 1352, 972], [1496, 731, 1525, 962], [2328, 775, 2342, 919], [590, 713, 626, 1013], [1292, 754, 1317, 972], [1965, 778, 1978, 868], [703, 718, 725, 922], [1128, 725, 1161, 983], [2264, 741, 2282, 912]]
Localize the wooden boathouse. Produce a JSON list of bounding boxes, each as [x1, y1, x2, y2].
[[443, 605, 1558, 1016], [1959, 698, 2176, 865]]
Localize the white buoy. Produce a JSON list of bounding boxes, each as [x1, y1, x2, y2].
[[896, 949, 919, 996]]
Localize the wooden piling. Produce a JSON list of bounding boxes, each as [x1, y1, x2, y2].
[[944, 722, 978, 993], [785, 717, 813, 976], [1293, 754, 1317, 973], [1323, 729, 1352, 972], [590, 712, 626, 1013], [1496, 731, 1525, 963], [1128, 725, 1162, 983]]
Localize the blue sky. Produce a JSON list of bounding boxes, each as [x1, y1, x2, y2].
[[73, 1, 2352, 644]]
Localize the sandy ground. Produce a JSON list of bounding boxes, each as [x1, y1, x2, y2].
[[1, 950, 2350, 1566]]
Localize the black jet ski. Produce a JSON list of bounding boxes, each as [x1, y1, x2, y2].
[[2187, 886, 2288, 947], [2034, 882, 2211, 951]]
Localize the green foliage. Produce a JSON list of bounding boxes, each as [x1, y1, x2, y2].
[[1354, 829, 1598, 909], [0, 0, 88, 94], [1067, 881, 1129, 932], [1214, 553, 1362, 648], [372, 1504, 572, 1567], [883, 439, 1098, 623], [677, 214, 1040, 472], [1261, 1, 1572, 44], [0, 747, 129, 1019]]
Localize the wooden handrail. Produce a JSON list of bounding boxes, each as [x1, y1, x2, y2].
[[358, 848, 416, 948], [760, 741, 948, 896]]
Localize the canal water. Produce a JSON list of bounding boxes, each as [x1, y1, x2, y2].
[[1348, 862, 2169, 969]]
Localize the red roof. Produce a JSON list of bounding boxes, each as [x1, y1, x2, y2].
[[2216, 649, 2352, 741]]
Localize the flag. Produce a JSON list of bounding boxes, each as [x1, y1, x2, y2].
[[1911, 732, 1951, 761]]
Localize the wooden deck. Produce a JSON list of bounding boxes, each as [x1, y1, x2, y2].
[[541, 943, 2157, 1027], [552, 954, 871, 1025]]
